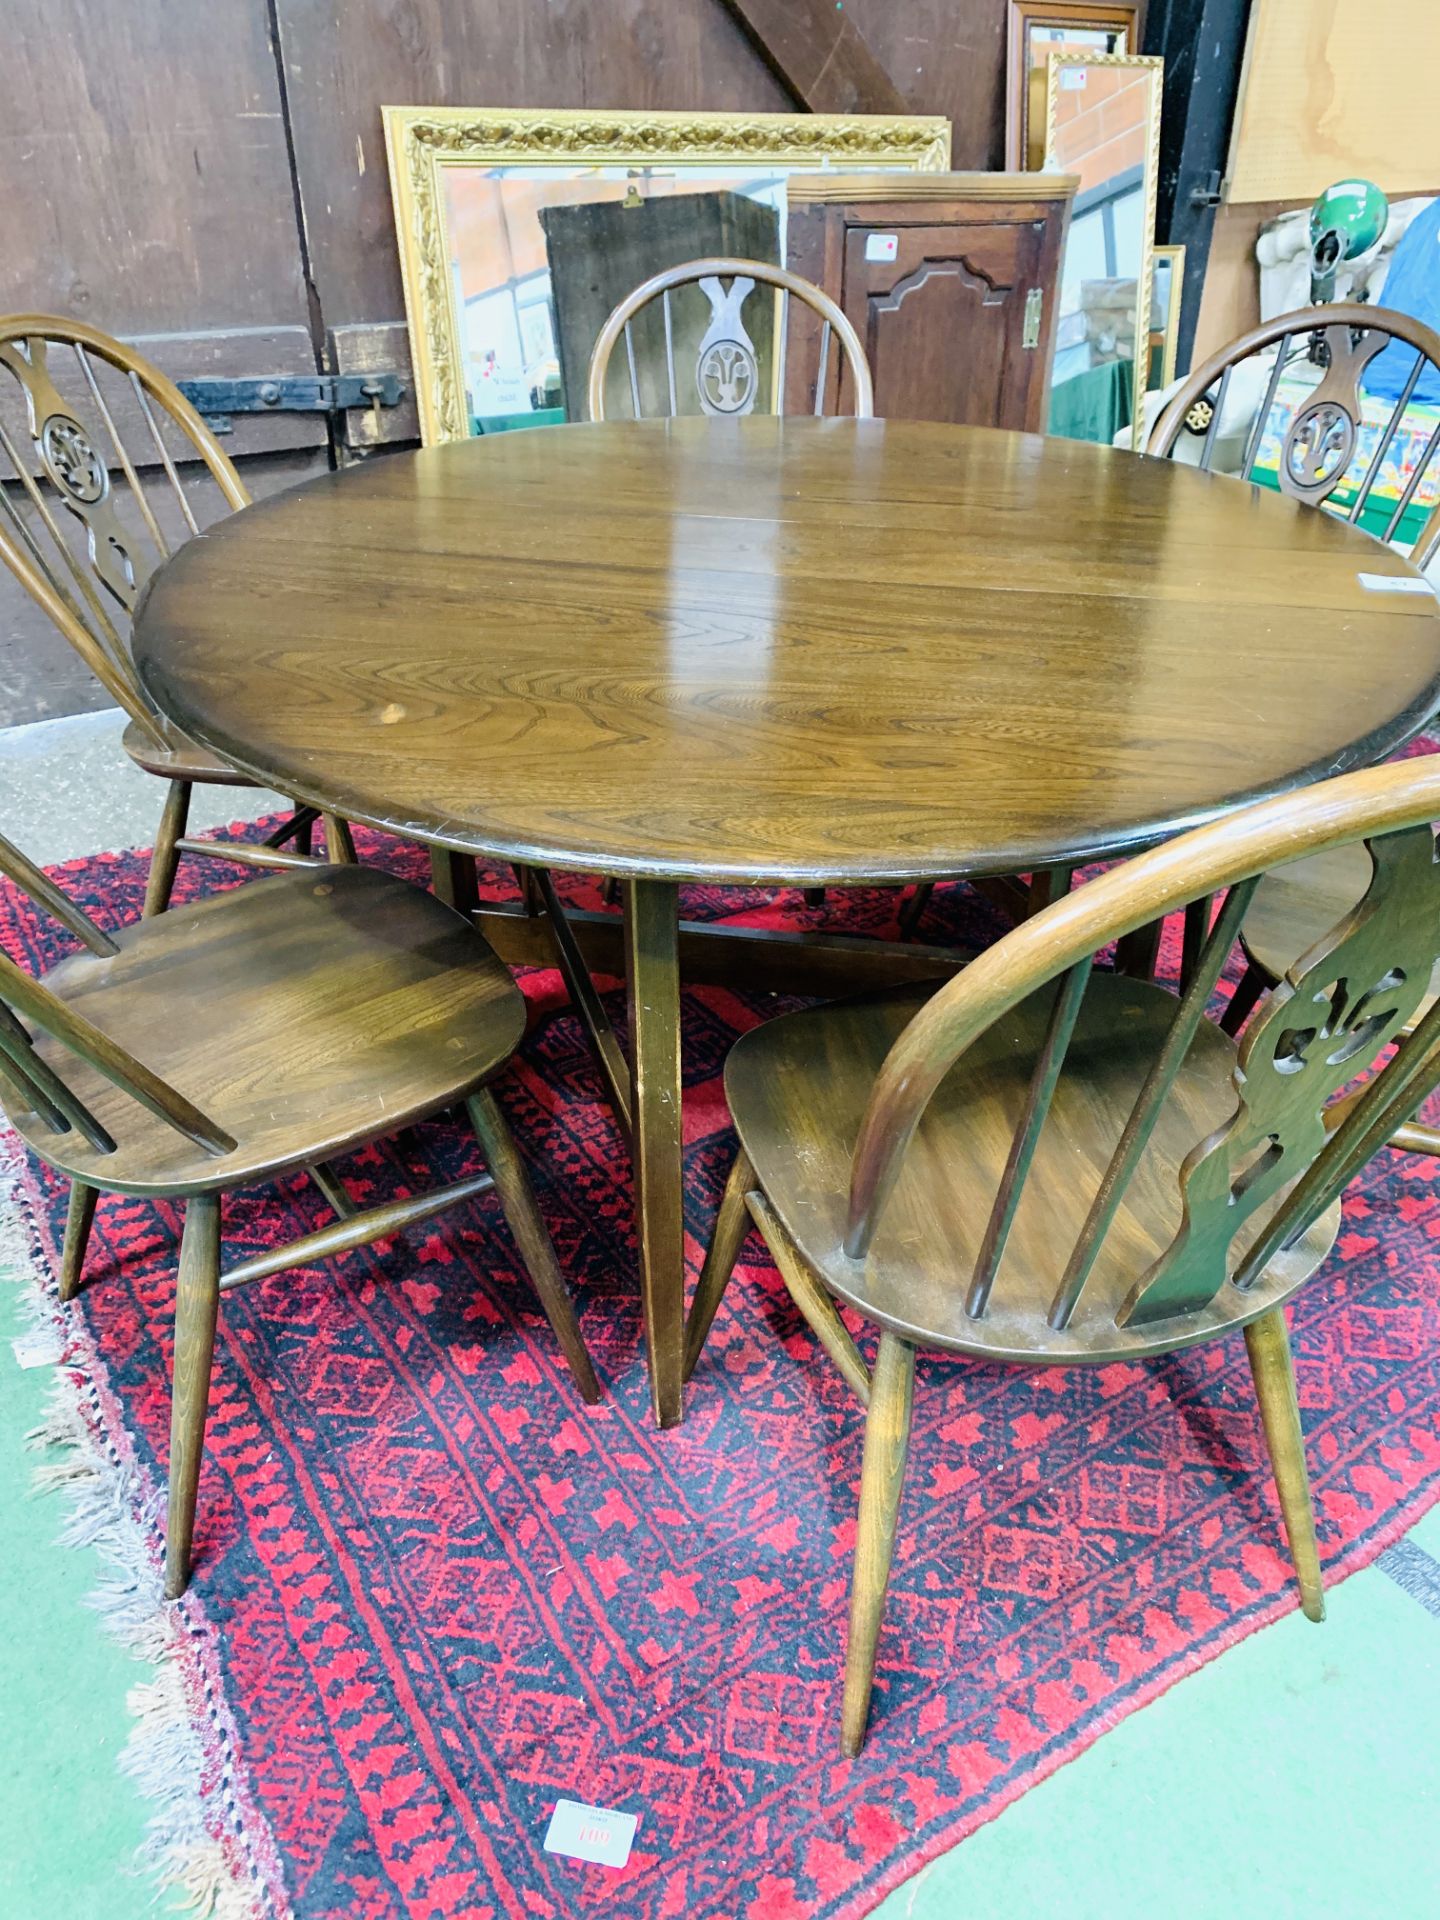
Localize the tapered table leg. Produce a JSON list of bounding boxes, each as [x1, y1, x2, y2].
[[625, 879, 685, 1428]]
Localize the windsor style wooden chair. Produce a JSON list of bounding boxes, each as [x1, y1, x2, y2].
[[1147, 303, 1440, 1113], [0, 315, 355, 911], [0, 832, 599, 1596], [686, 753, 1440, 1752]]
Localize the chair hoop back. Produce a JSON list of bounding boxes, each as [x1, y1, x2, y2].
[[1146, 302, 1440, 570], [586, 258, 874, 424], [0, 314, 249, 741], [0, 829, 236, 1156], [846, 754, 1440, 1334]]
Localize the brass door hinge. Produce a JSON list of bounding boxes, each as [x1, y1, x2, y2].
[[1022, 287, 1044, 350]]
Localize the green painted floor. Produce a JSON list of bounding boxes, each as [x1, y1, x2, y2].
[[2, 712, 1440, 1917], [4, 1267, 1439, 1920]]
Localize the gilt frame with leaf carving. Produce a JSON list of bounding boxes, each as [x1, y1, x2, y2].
[[383, 106, 951, 444]]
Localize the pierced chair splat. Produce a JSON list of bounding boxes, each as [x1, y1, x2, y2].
[[686, 754, 1440, 1752], [0, 827, 600, 1596], [0, 314, 353, 910]]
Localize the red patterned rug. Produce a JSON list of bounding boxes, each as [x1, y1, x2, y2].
[[4, 827, 1440, 1920]]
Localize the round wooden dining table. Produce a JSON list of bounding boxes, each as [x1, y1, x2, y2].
[[133, 416, 1440, 1428]]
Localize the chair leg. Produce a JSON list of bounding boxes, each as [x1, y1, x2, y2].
[[1244, 1305, 1325, 1623], [750, 1191, 872, 1407], [59, 1180, 98, 1302], [165, 1192, 221, 1600], [263, 804, 319, 855], [841, 1330, 915, 1756], [143, 778, 192, 917], [323, 815, 358, 864], [466, 1086, 602, 1403], [683, 1146, 756, 1381], [1222, 961, 1269, 1036], [898, 882, 933, 941]]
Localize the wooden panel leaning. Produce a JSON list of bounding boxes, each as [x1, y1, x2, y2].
[[585, 258, 874, 423], [686, 753, 1440, 1752], [0, 314, 338, 909], [1146, 302, 1440, 1116], [0, 830, 600, 1596]]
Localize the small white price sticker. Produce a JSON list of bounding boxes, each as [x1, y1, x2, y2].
[[864, 232, 899, 262], [1358, 573, 1436, 596], [544, 1799, 638, 1870]]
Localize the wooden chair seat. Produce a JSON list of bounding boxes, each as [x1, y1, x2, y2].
[[724, 974, 1338, 1367], [120, 715, 265, 787], [3, 864, 525, 1195]]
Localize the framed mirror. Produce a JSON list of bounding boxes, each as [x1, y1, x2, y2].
[[1005, 2, 1141, 172], [384, 107, 951, 444], [1043, 52, 1162, 449]]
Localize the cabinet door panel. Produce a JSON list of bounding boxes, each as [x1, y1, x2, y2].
[[842, 222, 1047, 429]]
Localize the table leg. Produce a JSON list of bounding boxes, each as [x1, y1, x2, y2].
[[625, 878, 685, 1429], [428, 847, 480, 915]]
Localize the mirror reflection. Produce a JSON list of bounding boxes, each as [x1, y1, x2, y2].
[[1045, 55, 1159, 448], [442, 167, 834, 432]]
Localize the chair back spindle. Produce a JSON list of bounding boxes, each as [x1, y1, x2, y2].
[[586, 259, 874, 424], [843, 758, 1440, 1339]]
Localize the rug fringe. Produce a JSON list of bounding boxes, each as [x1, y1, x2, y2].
[[2, 1138, 271, 1920]]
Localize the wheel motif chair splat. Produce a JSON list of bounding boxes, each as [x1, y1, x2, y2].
[[685, 754, 1440, 1752], [0, 315, 357, 910], [1144, 303, 1440, 1106], [0, 830, 600, 1596]]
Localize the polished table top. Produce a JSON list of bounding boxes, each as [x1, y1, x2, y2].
[[134, 418, 1440, 886]]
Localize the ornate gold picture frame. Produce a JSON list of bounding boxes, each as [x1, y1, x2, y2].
[[383, 106, 951, 444]]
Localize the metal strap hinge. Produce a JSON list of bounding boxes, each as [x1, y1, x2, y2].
[[177, 372, 407, 434]]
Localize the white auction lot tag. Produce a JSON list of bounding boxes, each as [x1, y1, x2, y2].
[[10, 1329, 61, 1369], [543, 1798, 638, 1869], [1358, 572, 1436, 595]]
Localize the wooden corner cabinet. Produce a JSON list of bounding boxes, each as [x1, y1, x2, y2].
[[786, 173, 1077, 432]]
